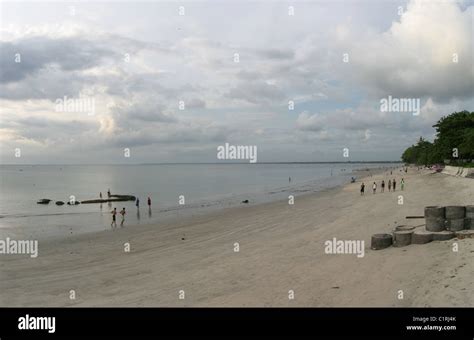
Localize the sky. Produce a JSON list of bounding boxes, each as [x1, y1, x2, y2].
[[0, 0, 473, 164]]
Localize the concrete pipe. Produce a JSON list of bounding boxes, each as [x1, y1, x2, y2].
[[432, 231, 455, 241], [446, 218, 466, 231], [395, 225, 416, 231], [393, 230, 413, 247], [424, 206, 445, 219], [411, 230, 434, 244], [445, 206, 466, 219], [465, 206, 474, 219], [425, 217, 446, 232], [371, 233, 393, 250]]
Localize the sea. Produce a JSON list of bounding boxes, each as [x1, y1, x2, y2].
[[0, 163, 399, 240]]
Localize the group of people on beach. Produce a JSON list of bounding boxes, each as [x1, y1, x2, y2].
[[360, 177, 405, 195], [103, 189, 152, 228], [110, 207, 127, 227]]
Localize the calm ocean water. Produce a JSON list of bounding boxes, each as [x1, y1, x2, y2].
[[0, 163, 396, 240]]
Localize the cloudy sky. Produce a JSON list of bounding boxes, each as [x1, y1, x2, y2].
[[0, 0, 473, 164]]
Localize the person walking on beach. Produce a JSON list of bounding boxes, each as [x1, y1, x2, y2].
[[372, 182, 377, 194], [393, 179, 397, 191], [381, 180, 385, 193], [136, 198, 140, 208], [401, 178, 405, 191], [360, 182, 365, 196], [388, 179, 392, 192], [120, 207, 126, 226], [110, 207, 117, 228]]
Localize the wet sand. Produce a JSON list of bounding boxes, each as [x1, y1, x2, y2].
[[1, 167, 473, 307]]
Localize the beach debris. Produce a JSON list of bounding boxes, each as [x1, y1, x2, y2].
[[432, 231, 455, 241], [393, 230, 413, 247], [371, 233, 393, 250], [445, 206, 466, 219], [55, 201, 65, 206], [36, 199, 51, 205], [411, 230, 433, 244], [241, 200, 249, 204]]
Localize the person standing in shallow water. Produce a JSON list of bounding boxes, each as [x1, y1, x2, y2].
[[120, 207, 126, 226], [147, 196, 151, 208], [401, 178, 405, 191], [388, 179, 392, 192], [393, 179, 397, 191], [110, 207, 117, 228], [372, 182, 377, 194], [360, 182, 365, 196], [381, 180, 385, 193], [136, 198, 140, 208]]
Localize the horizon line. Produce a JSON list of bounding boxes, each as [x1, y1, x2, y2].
[[0, 161, 404, 166]]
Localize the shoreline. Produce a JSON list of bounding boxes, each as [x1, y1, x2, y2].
[[0, 164, 395, 242], [1, 166, 473, 307]]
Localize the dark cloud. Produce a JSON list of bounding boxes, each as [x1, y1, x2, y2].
[[0, 36, 118, 83]]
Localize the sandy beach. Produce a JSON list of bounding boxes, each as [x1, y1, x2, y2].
[[1, 167, 473, 307]]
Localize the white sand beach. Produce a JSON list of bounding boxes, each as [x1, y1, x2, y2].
[[1, 167, 473, 307]]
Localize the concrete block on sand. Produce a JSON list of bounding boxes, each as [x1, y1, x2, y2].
[[412, 230, 434, 244], [446, 218, 467, 231], [466, 206, 474, 219], [395, 225, 416, 231], [432, 230, 455, 241], [424, 206, 445, 218], [393, 230, 413, 247], [445, 206, 466, 219], [425, 217, 446, 232], [454, 230, 474, 239], [465, 218, 474, 230], [371, 233, 393, 250]]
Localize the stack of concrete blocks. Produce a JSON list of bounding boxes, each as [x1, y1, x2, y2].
[[371, 205, 474, 250]]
